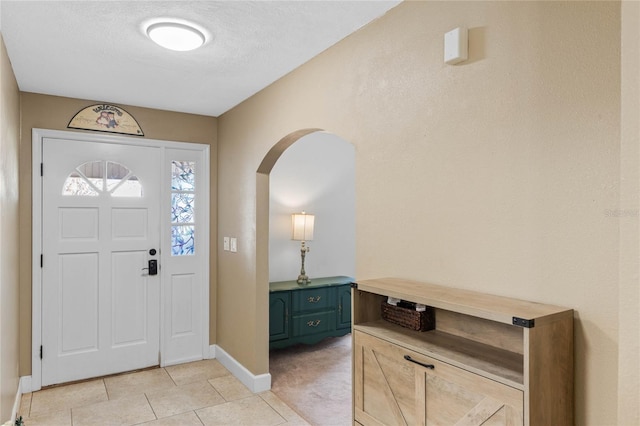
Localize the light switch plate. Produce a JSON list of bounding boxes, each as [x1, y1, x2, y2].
[[230, 237, 237, 253], [223, 237, 230, 251]]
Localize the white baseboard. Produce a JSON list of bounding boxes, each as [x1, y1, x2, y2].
[[9, 383, 20, 425], [212, 345, 271, 393], [19, 376, 32, 394], [207, 344, 216, 359], [9, 376, 31, 424]]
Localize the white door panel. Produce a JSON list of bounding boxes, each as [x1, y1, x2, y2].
[[161, 148, 207, 365], [59, 208, 99, 240], [111, 250, 149, 346], [112, 208, 148, 239], [59, 252, 99, 354], [170, 273, 196, 336]]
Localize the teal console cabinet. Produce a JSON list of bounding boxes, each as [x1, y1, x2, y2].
[[269, 276, 353, 350]]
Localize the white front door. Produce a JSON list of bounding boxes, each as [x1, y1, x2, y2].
[[36, 131, 210, 388], [42, 138, 161, 385]]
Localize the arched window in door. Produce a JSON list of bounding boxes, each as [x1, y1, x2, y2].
[[62, 160, 143, 197]]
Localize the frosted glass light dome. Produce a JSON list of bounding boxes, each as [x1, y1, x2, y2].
[[147, 22, 205, 51]]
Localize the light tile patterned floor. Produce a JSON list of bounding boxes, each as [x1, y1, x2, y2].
[[18, 359, 310, 426]]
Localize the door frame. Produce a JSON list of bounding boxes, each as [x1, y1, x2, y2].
[[31, 128, 210, 391]]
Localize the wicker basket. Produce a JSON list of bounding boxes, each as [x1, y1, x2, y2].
[[381, 301, 435, 332]]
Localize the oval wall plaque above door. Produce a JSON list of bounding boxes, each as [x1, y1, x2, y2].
[[68, 103, 144, 136]]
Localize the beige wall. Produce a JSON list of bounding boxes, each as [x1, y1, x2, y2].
[[0, 33, 21, 422], [618, 1, 640, 424], [18, 93, 218, 376], [217, 2, 629, 424]]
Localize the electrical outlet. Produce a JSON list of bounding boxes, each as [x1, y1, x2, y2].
[[223, 237, 230, 251], [230, 237, 237, 253]]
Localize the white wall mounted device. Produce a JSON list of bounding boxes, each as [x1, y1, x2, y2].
[[444, 27, 468, 65]]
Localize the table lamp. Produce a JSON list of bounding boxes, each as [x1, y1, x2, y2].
[[291, 211, 315, 285]]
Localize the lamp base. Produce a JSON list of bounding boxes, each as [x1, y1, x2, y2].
[[297, 274, 311, 285], [297, 241, 311, 285]]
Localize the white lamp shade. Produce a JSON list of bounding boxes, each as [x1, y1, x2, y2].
[[291, 213, 315, 241]]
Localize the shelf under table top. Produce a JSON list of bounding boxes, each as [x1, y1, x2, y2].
[[355, 320, 524, 389]]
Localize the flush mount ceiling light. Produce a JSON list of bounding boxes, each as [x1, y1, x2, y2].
[[146, 22, 205, 51]]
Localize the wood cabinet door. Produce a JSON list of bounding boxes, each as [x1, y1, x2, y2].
[[337, 284, 352, 330], [423, 356, 523, 426], [354, 331, 423, 425], [354, 331, 523, 426], [269, 292, 290, 342]]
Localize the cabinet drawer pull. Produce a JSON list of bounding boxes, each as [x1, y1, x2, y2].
[[404, 355, 434, 369], [307, 296, 322, 303], [307, 319, 321, 327]]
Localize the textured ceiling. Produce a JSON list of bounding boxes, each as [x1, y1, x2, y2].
[[0, 1, 401, 116]]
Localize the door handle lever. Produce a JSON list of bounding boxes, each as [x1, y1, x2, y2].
[[142, 259, 158, 275]]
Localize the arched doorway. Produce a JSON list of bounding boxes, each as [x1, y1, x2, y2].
[[256, 129, 355, 425]]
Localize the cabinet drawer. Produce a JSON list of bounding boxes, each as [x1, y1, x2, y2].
[[292, 287, 332, 312], [292, 311, 336, 336]]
